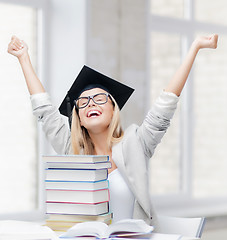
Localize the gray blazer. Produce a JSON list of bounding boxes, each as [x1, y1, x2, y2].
[[31, 90, 179, 229]]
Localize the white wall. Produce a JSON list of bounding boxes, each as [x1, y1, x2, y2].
[[48, 0, 86, 105], [41, 0, 87, 154], [86, 0, 149, 128]]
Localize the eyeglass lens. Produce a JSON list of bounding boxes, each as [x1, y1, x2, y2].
[[76, 93, 108, 108]]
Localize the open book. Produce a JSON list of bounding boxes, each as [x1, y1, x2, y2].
[[60, 219, 154, 239]]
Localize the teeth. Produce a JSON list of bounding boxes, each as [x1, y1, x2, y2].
[[87, 110, 101, 117]]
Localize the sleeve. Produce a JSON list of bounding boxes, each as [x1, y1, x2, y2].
[[137, 90, 179, 158], [30, 92, 71, 154]]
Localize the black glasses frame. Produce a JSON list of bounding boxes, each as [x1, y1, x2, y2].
[[74, 93, 111, 109]]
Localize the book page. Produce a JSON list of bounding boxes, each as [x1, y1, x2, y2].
[[60, 219, 154, 239], [107, 219, 154, 237], [60, 221, 108, 238]]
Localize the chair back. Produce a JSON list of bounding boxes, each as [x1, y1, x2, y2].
[[157, 215, 205, 238]]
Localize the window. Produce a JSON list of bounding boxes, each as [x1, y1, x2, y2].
[[193, 34, 227, 198], [0, 0, 46, 219], [150, 32, 181, 195], [0, 0, 86, 220], [151, 0, 184, 19], [149, 0, 227, 216]]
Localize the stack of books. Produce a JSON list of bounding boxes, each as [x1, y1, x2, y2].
[[43, 155, 112, 232]]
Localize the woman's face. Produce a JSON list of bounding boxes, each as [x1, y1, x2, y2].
[[77, 88, 114, 134]]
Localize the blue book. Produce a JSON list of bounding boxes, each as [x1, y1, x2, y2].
[[46, 168, 108, 182], [45, 179, 109, 191]]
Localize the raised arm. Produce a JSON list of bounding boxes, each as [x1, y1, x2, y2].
[[8, 36, 71, 154], [7, 35, 45, 95], [165, 34, 218, 96]]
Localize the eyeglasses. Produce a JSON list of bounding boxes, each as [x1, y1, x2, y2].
[[75, 93, 110, 109]]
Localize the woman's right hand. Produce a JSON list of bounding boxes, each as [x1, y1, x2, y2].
[[7, 35, 28, 59]]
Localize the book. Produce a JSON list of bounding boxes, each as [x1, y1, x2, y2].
[[46, 168, 108, 182], [45, 179, 109, 190], [44, 155, 112, 233], [45, 213, 112, 232], [43, 155, 109, 163], [45, 218, 112, 232], [46, 188, 109, 204], [47, 212, 112, 222], [46, 161, 111, 169], [59, 219, 154, 239], [46, 201, 109, 215]]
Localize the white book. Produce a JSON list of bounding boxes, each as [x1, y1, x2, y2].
[[60, 219, 154, 239], [43, 155, 109, 163], [46, 188, 109, 204], [45, 169, 108, 182], [46, 201, 109, 215], [45, 161, 111, 169], [45, 179, 109, 190]]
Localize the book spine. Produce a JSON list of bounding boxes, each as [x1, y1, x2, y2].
[[46, 188, 110, 204], [44, 155, 111, 221], [43, 155, 109, 163], [46, 201, 109, 215], [45, 179, 109, 191], [45, 168, 108, 182]]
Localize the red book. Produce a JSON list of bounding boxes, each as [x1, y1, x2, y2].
[[46, 188, 110, 204], [46, 201, 109, 215]]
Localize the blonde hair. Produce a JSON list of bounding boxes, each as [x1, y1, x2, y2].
[[71, 96, 124, 155]]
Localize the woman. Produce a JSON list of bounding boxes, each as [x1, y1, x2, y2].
[[8, 34, 218, 227]]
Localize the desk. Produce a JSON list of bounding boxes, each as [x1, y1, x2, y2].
[[0, 221, 200, 240], [149, 233, 199, 240], [58, 234, 198, 240]]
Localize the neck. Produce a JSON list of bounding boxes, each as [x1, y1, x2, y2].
[[88, 129, 116, 173], [88, 130, 111, 155]]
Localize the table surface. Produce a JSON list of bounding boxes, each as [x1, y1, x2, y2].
[[56, 233, 199, 240], [0, 220, 200, 240]]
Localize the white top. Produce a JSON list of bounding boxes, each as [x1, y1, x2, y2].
[[108, 168, 135, 223]]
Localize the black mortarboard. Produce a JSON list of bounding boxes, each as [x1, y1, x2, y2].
[[59, 65, 134, 125]]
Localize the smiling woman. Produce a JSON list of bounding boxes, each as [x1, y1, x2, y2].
[[75, 88, 116, 164], [7, 31, 218, 226], [78, 88, 114, 130]]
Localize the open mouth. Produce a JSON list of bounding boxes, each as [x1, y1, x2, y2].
[[87, 110, 102, 118]]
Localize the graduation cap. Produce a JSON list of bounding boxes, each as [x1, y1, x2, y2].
[[59, 65, 135, 127]]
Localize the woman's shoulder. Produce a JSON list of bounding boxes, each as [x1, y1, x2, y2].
[[121, 124, 140, 140]]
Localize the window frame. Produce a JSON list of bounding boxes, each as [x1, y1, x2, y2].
[[149, 0, 227, 217], [0, 0, 49, 221]]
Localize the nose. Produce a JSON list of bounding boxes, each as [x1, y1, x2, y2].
[[87, 97, 96, 107]]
